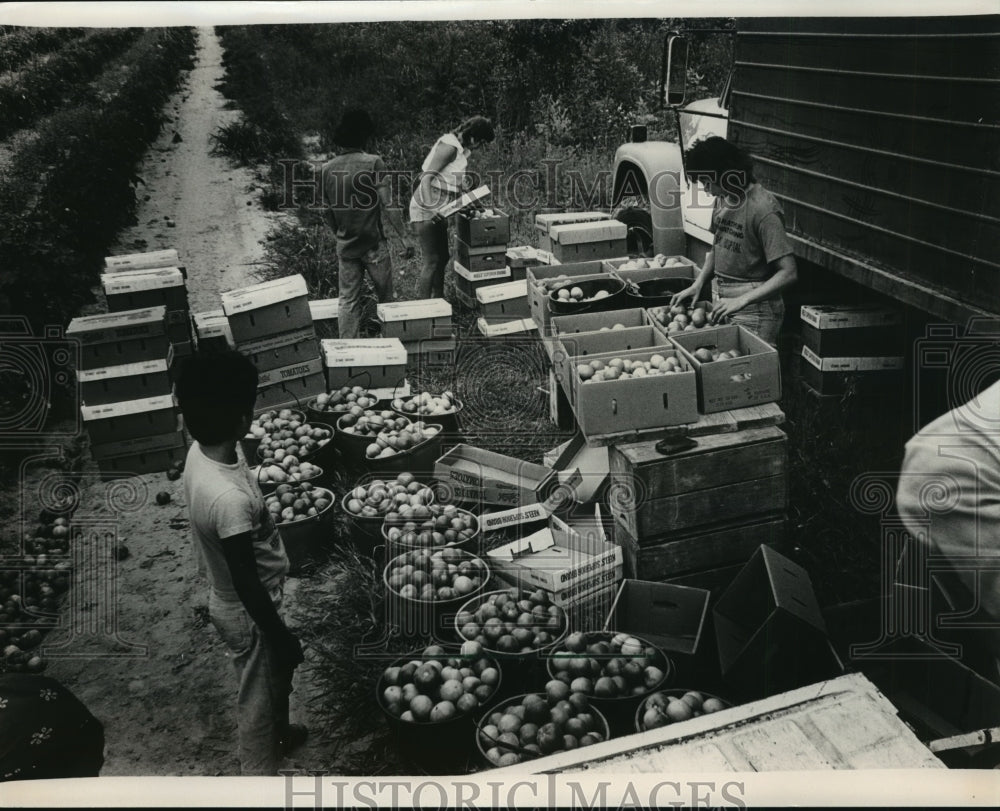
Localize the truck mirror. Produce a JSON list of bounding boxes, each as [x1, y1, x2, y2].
[[661, 33, 688, 108]]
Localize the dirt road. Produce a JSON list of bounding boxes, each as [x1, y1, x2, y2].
[[42, 27, 339, 776]]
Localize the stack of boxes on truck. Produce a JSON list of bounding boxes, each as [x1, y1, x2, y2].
[[101, 248, 192, 373], [221, 275, 326, 410], [798, 304, 905, 396], [69, 306, 185, 476], [453, 208, 511, 310]]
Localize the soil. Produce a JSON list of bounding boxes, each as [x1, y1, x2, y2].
[[36, 28, 344, 776]]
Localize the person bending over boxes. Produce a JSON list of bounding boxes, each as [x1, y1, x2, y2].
[[176, 351, 306, 775]]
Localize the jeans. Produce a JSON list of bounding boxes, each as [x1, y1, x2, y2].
[[338, 242, 393, 340], [209, 584, 292, 776], [715, 277, 785, 347], [415, 218, 450, 299]]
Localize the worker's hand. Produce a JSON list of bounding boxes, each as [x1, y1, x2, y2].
[[709, 296, 747, 325], [431, 212, 445, 226], [670, 284, 702, 308]]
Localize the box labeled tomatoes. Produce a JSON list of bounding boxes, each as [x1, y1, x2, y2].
[[486, 505, 621, 593], [321, 338, 407, 390], [237, 326, 318, 373], [255, 356, 324, 389]]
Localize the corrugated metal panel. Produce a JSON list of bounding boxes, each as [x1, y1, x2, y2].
[[729, 16, 1000, 320]]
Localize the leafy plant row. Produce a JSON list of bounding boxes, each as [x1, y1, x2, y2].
[[0, 26, 86, 74], [0, 28, 143, 142], [0, 27, 197, 331]]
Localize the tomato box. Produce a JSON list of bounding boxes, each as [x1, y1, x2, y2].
[[555, 326, 674, 403], [81, 393, 179, 445], [569, 347, 699, 436], [407, 334, 457, 368], [800, 345, 904, 396], [222, 274, 312, 344], [255, 371, 327, 411], [192, 310, 234, 353], [237, 326, 319, 373], [376, 298, 452, 343], [670, 325, 781, 414], [321, 338, 407, 390], [603, 579, 711, 659], [77, 351, 173, 407], [67, 306, 171, 371], [549, 220, 628, 263], [486, 504, 621, 594], [800, 303, 904, 357], [454, 239, 508, 273], [453, 260, 512, 307], [457, 209, 511, 247], [89, 420, 186, 460], [550, 308, 647, 337], [101, 267, 188, 314], [433, 443, 580, 509], [535, 211, 612, 252], [527, 261, 612, 336], [475, 280, 530, 319], [255, 355, 324, 389], [104, 248, 181, 274], [308, 298, 339, 339]]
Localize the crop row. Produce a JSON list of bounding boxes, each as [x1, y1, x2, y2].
[[0, 28, 142, 142], [0, 27, 197, 332], [0, 26, 86, 74]]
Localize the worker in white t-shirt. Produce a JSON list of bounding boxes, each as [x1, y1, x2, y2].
[[409, 116, 495, 298]]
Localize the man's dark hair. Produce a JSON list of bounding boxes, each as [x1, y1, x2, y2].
[[455, 115, 495, 147], [175, 350, 259, 445], [333, 108, 376, 149], [684, 136, 756, 188]]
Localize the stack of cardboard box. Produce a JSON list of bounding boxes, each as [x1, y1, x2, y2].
[[798, 304, 905, 396], [376, 298, 453, 361], [453, 209, 511, 310], [101, 248, 192, 374], [221, 275, 326, 410], [474, 245, 553, 337], [69, 306, 185, 476]]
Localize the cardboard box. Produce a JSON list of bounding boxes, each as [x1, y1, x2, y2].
[[800, 304, 905, 357], [549, 220, 628, 263], [569, 347, 699, 436], [66, 306, 171, 371], [555, 326, 673, 404], [102, 267, 188, 313], [437, 185, 490, 219], [237, 326, 319, 373], [670, 324, 782, 413], [433, 443, 579, 509], [535, 212, 611, 252], [81, 393, 178, 444], [542, 432, 609, 504], [550, 308, 647, 336], [166, 308, 192, 345], [377, 299, 452, 343], [506, 245, 552, 271], [89, 421, 186, 460], [192, 310, 234, 353], [255, 355, 325, 389], [603, 579, 711, 658], [77, 353, 173, 407], [714, 544, 844, 700], [457, 209, 511, 247], [407, 335, 457, 368], [454, 239, 508, 273], [95, 445, 187, 478], [309, 298, 339, 339], [255, 371, 327, 411], [321, 338, 407, 390], [453, 260, 512, 307], [565, 582, 620, 633], [486, 505, 621, 593], [476, 316, 537, 338], [800, 345, 905, 396], [104, 249, 181, 273], [478, 502, 552, 536], [476, 280, 530, 319], [222, 275, 312, 344]]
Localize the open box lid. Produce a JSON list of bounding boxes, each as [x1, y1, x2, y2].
[[222, 274, 308, 315], [437, 185, 491, 219]]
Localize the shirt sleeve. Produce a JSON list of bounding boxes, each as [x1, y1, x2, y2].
[[210, 489, 255, 541], [756, 211, 794, 264]]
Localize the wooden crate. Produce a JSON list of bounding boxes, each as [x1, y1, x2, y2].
[[614, 512, 787, 581], [607, 425, 788, 540]]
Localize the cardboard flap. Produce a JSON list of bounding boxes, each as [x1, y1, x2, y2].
[[437, 185, 491, 219], [488, 528, 556, 564], [221, 274, 308, 315], [479, 503, 551, 533], [308, 299, 340, 321], [101, 267, 185, 294], [376, 298, 452, 322], [321, 338, 407, 367]]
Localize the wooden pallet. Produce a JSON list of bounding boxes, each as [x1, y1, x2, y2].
[[581, 401, 786, 447]]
